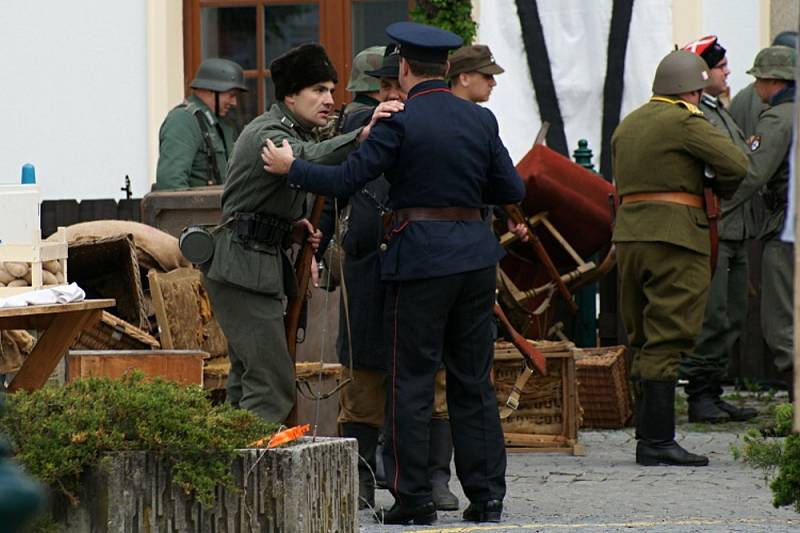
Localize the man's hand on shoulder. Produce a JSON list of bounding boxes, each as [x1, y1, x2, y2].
[[262, 138, 295, 175], [359, 100, 405, 142]]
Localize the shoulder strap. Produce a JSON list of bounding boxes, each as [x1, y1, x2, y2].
[[650, 95, 705, 117], [186, 103, 222, 185]]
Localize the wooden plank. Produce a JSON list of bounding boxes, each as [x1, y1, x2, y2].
[[8, 308, 103, 392], [148, 268, 173, 349], [66, 350, 207, 386], [0, 299, 115, 319]]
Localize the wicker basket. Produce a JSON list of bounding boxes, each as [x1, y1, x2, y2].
[[72, 311, 160, 351], [575, 346, 633, 428]]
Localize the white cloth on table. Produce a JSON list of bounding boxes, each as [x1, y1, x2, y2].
[[0, 283, 85, 308]]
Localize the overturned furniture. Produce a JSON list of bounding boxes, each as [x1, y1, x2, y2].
[[497, 143, 616, 339]]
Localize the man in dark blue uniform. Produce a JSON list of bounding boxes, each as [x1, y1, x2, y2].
[[264, 22, 524, 525]]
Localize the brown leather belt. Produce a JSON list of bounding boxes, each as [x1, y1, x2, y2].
[[394, 207, 482, 222], [621, 192, 703, 208]]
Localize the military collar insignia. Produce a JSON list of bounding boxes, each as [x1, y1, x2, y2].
[[747, 135, 761, 152], [701, 93, 718, 109], [201, 108, 217, 126], [279, 115, 295, 130]]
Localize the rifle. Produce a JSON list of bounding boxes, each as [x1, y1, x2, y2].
[[283, 195, 326, 426], [285, 194, 327, 357]]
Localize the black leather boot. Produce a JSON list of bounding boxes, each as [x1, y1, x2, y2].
[[429, 419, 459, 511], [709, 379, 757, 421], [341, 422, 379, 509], [636, 380, 709, 467], [685, 379, 730, 423], [463, 499, 503, 522], [379, 501, 437, 525]]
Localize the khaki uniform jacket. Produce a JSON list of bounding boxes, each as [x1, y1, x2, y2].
[[698, 94, 753, 240], [156, 95, 234, 189], [205, 103, 360, 296], [612, 97, 748, 255]]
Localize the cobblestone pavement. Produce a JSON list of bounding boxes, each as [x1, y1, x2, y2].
[[359, 394, 799, 532]]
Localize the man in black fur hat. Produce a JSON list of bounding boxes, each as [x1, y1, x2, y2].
[[202, 43, 401, 424]]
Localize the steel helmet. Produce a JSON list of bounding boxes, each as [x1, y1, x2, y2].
[[190, 58, 248, 92], [652, 50, 711, 95], [346, 46, 385, 93], [747, 46, 796, 81]]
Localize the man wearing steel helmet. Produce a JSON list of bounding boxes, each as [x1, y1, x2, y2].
[[678, 36, 758, 424], [156, 58, 247, 190], [613, 50, 747, 467], [735, 45, 797, 398], [730, 31, 798, 137]]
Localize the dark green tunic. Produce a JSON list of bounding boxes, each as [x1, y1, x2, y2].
[[155, 95, 234, 190], [203, 102, 360, 422], [612, 96, 748, 381]]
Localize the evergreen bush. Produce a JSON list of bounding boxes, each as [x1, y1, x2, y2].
[[0, 374, 277, 508]]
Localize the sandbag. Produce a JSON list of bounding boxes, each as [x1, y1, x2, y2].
[[0, 330, 36, 374], [50, 220, 191, 272]]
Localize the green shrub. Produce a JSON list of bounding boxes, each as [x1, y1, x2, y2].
[[0, 374, 277, 507], [411, 0, 477, 45], [733, 402, 800, 512]]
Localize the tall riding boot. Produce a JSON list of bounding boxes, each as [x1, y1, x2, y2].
[[636, 380, 709, 467], [709, 378, 757, 421], [429, 419, 459, 511], [685, 378, 730, 423], [341, 422, 379, 509]]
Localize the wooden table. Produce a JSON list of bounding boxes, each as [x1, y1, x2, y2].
[[2, 299, 115, 392]]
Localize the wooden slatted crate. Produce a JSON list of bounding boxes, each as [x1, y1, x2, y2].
[[0, 227, 68, 296], [66, 350, 208, 386], [494, 340, 583, 455]]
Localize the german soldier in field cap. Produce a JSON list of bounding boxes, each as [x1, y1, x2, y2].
[[263, 21, 524, 525], [201, 43, 396, 424], [613, 50, 747, 467], [156, 58, 247, 189], [448, 44, 504, 103], [741, 45, 797, 398], [679, 36, 758, 424]]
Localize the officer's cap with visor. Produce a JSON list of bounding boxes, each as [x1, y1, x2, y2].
[[385, 21, 463, 64], [681, 35, 726, 69], [365, 44, 402, 79]]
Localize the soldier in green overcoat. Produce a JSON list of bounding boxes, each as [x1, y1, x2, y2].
[[156, 58, 246, 190], [613, 50, 748, 466], [737, 46, 796, 397], [678, 36, 758, 423], [201, 44, 393, 422]]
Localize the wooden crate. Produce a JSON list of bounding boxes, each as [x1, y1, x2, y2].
[[575, 345, 633, 428], [71, 311, 160, 351], [0, 227, 68, 296], [494, 340, 583, 455], [66, 350, 208, 386]]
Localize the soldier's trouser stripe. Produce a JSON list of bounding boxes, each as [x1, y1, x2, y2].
[[391, 285, 401, 498]]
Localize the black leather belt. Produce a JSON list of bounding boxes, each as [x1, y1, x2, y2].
[[233, 212, 292, 246]]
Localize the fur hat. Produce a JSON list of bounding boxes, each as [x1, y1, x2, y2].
[[271, 43, 338, 100]]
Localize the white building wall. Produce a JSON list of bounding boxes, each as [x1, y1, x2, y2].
[[1, 1, 149, 200]]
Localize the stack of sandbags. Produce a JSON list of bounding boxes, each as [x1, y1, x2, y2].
[[0, 260, 65, 288], [50, 221, 191, 273]]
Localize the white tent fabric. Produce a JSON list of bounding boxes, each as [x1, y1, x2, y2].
[[478, 0, 673, 167]]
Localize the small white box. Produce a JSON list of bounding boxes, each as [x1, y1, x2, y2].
[[0, 184, 41, 245]]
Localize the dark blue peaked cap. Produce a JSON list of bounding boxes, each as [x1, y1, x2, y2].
[[386, 21, 463, 63]]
